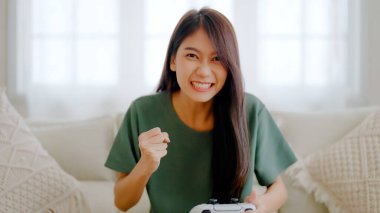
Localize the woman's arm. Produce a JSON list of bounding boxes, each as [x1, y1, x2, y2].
[[114, 158, 154, 211], [114, 127, 170, 211], [245, 176, 288, 213]]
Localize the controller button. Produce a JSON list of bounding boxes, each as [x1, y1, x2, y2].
[[201, 210, 211, 213], [230, 198, 239, 203], [208, 198, 218, 204]]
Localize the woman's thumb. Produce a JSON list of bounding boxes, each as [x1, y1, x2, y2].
[[244, 190, 257, 203]]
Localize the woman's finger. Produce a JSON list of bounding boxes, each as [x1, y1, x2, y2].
[[139, 127, 161, 141]]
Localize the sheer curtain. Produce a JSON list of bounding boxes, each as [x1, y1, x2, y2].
[[235, 0, 361, 111], [8, 0, 360, 119]]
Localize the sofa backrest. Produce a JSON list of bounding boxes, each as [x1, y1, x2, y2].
[[271, 107, 377, 158], [27, 107, 377, 181], [28, 116, 117, 181]]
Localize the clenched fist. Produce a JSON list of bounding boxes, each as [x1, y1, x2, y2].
[[138, 127, 170, 174]]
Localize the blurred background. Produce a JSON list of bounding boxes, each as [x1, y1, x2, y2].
[[0, 0, 379, 119]]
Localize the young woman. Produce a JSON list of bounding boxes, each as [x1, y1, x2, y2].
[[105, 8, 297, 213]]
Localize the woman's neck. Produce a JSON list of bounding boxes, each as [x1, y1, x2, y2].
[[172, 91, 214, 131]]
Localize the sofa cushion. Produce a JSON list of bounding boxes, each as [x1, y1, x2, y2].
[[0, 88, 90, 212], [280, 174, 329, 213], [28, 116, 117, 181], [80, 181, 119, 213], [80, 180, 151, 213], [116, 112, 124, 128], [272, 108, 376, 213], [271, 107, 377, 157], [286, 109, 380, 213]]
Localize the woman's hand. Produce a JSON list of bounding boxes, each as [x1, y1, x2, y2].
[[244, 190, 269, 213], [138, 127, 170, 174], [244, 177, 288, 213]]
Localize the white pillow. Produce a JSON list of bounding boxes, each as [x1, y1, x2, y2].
[[0, 88, 90, 212], [286, 109, 380, 213], [28, 116, 116, 181]]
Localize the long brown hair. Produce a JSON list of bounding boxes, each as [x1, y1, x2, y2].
[[157, 8, 250, 203]]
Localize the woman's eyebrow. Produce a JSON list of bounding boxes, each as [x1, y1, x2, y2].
[[184, 47, 217, 55], [184, 47, 201, 53]]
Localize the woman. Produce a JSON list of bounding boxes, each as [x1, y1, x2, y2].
[[105, 8, 297, 213]]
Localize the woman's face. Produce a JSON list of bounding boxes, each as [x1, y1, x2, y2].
[[170, 27, 228, 103]]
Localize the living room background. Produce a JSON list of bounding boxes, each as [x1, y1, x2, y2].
[[0, 0, 380, 119]]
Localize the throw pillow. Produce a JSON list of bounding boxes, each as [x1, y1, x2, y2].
[[0, 88, 90, 212], [285, 110, 380, 213]]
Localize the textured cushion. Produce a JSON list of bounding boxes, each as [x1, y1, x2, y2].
[[28, 116, 116, 181], [272, 108, 376, 213], [286, 110, 380, 213], [0, 88, 90, 212]]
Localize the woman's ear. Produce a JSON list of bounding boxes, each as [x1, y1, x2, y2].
[[170, 56, 176, 72]]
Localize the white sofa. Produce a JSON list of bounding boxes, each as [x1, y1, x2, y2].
[[26, 106, 377, 213]]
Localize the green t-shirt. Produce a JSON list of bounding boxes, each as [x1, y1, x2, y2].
[[105, 92, 297, 213]]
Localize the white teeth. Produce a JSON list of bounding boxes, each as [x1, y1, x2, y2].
[[192, 82, 212, 89]]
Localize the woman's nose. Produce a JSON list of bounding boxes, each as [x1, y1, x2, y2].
[[197, 63, 212, 76]]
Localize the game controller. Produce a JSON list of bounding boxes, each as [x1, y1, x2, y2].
[[189, 198, 256, 213]]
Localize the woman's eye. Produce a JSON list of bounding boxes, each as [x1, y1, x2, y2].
[[211, 56, 220, 61], [186, 53, 198, 59]]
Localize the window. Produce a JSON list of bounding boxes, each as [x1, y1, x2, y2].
[[256, 0, 347, 87], [31, 0, 120, 86], [8, 0, 358, 118], [236, 0, 354, 110]]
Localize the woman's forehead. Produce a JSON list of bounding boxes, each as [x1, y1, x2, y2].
[[178, 28, 217, 55]]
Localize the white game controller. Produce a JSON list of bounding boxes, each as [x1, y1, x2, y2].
[[189, 198, 256, 213]]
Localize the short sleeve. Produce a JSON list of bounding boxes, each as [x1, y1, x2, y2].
[[254, 107, 297, 186], [104, 102, 141, 174]]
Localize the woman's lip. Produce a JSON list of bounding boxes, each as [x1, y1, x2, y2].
[[191, 81, 213, 84], [191, 81, 214, 92]]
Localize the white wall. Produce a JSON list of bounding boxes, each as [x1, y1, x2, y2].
[[0, 0, 6, 87]]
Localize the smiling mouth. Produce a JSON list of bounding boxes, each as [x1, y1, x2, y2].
[[191, 81, 214, 89]]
